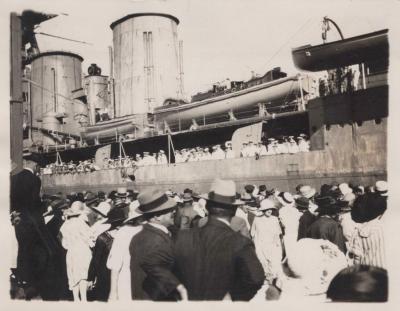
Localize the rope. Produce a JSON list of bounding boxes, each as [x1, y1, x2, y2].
[[35, 32, 93, 45], [260, 17, 315, 72]]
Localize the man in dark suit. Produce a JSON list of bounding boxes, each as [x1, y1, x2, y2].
[[171, 179, 265, 301], [10, 151, 50, 297], [129, 189, 187, 301]]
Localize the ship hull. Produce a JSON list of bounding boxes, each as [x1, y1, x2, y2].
[[41, 151, 386, 195]]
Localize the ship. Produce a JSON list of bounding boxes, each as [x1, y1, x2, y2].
[[12, 12, 388, 195]]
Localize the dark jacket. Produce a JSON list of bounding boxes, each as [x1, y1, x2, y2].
[[307, 216, 347, 253], [88, 231, 114, 301], [130, 224, 180, 300], [172, 217, 264, 301], [297, 210, 317, 240], [10, 169, 43, 217]]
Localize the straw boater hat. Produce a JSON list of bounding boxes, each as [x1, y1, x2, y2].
[[116, 187, 128, 198], [201, 179, 243, 207], [137, 189, 178, 214], [299, 185, 316, 199], [375, 181, 388, 196]]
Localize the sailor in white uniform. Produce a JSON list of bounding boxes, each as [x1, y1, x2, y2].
[[298, 134, 310, 152], [212, 145, 225, 160], [288, 136, 300, 154], [225, 141, 235, 159]]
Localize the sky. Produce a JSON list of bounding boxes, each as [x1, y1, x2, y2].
[[2, 0, 396, 98]]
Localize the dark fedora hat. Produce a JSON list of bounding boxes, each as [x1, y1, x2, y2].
[[43, 198, 70, 216], [295, 197, 309, 211], [104, 207, 127, 224], [137, 189, 178, 214], [201, 179, 243, 206], [23, 150, 46, 167], [315, 195, 341, 215], [84, 192, 99, 206], [351, 193, 386, 223]]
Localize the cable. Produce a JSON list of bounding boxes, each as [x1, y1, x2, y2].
[[260, 17, 315, 72], [35, 31, 93, 45]]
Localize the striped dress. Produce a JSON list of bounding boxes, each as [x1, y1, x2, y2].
[[348, 216, 386, 268]]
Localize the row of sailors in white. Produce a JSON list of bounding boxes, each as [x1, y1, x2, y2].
[[240, 135, 310, 157], [135, 151, 168, 166], [174, 143, 235, 163]]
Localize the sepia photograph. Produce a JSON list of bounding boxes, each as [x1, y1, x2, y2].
[[3, 0, 398, 306]]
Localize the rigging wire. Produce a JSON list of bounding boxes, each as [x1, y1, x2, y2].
[[259, 17, 316, 72], [35, 31, 93, 45]]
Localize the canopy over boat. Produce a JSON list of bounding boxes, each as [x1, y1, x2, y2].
[[292, 29, 388, 72]]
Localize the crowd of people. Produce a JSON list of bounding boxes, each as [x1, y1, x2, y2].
[[10, 152, 388, 302], [41, 136, 311, 175]]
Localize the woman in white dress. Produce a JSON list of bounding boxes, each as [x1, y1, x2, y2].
[[59, 201, 94, 301], [251, 198, 283, 283]]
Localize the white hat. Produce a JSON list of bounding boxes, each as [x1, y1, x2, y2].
[[339, 183, 353, 196], [299, 185, 316, 199], [277, 192, 294, 206], [375, 181, 388, 196], [259, 198, 277, 211], [124, 200, 143, 223], [286, 239, 347, 295], [91, 202, 112, 217]]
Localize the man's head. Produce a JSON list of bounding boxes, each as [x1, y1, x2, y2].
[[137, 189, 178, 228], [23, 151, 44, 174], [201, 179, 243, 221]]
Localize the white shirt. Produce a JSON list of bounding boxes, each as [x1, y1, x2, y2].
[[107, 225, 143, 301]]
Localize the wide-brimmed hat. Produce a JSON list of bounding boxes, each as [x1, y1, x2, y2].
[[44, 198, 70, 216], [351, 192, 387, 223], [84, 192, 99, 206], [64, 201, 86, 217], [124, 200, 143, 223], [259, 198, 277, 211], [315, 195, 342, 215], [137, 189, 178, 214], [201, 179, 243, 206], [104, 207, 127, 224], [277, 192, 294, 206], [91, 201, 112, 218], [116, 187, 128, 198], [23, 150, 46, 167], [375, 181, 388, 196], [339, 183, 353, 196], [295, 197, 310, 211], [299, 185, 316, 199]]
